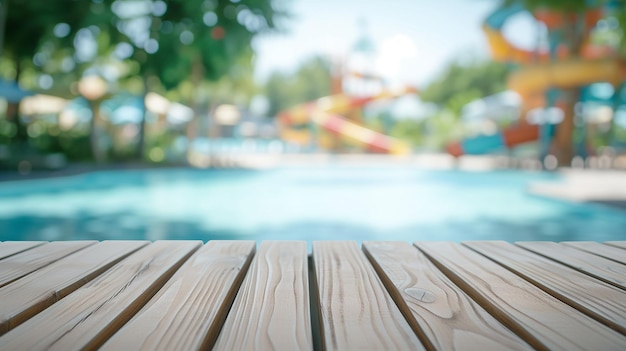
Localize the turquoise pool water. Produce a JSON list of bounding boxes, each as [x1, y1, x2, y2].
[[1, 166, 625, 243]]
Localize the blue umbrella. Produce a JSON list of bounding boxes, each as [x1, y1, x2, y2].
[[0, 79, 35, 103]]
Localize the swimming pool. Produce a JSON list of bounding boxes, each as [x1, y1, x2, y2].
[[1, 166, 625, 243]]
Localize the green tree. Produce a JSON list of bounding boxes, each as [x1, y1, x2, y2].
[[1, 0, 101, 141], [107, 0, 287, 158], [420, 59, 511, 115], [385, 59, 510, 150], [2, 0, 288, 162], [264, 56, 332, 117], [389, 118, 426, 147]]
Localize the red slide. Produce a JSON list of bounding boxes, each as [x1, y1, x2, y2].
[[447, 124, 539, 157]]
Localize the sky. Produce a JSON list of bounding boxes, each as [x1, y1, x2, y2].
[[251, 0, 537, 87]]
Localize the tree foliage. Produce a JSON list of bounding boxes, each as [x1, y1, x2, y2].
[[1, 0, 289, 164], [382, 59, 512, 150], [420, 59, 511, 115], [2, 0, 288, 96], [3, 1, 93, 68], [103, 0, 288, 158], [108, 0, 286, 90], [264, 56, 332, 117]]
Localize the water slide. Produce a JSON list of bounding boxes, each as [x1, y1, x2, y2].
[[448, 2, 625, 157], [278, 88, 415, 154], [446, 124, 539, 157]]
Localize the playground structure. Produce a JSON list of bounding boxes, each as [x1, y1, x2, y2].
[[277, 31, 415, 155], [447, 1, 626, 161], [277, 83, 414, 155]]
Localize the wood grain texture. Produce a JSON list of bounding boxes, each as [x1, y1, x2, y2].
[[516, 241, 626, 290], [415, 241, 626, 351], [0, 241, 200, 351], [562, 241, 626, 265], [0, 241, 45, 260], [362, 241, 531, 351], [0, 241, 148, 335], [213, 241, 312, 351], [312, 241, 425, 351], [465, 241, 626, 334], [0, 241, 95, 288], [606, 241, 626, 250], [101, 241, 256, 351]]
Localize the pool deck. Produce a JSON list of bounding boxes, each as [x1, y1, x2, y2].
[[528, 169, 626, 209], [0, 240, 624, 350]]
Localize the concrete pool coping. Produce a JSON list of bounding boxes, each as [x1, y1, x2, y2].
[[528, 169, 626, 210]]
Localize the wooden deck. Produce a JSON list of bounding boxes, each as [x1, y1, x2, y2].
[[0, 240, 624, 350]]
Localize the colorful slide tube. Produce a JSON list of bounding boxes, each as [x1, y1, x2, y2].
[[278, 88, 415, 155], [482, 3, 607, 65], [508, 59, 626, 99], [450, 59, 626, 156], [448, 2, 624, 157], [446, 124, 540, 157], [482, 2, 546, 64]]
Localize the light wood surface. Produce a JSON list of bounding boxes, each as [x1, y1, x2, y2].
[[606, 241, 626, 250], [415, 241, 626, 351], [363, 241, 531, 351], [562, 241, 626, 265], [101, 241, 256, 351], [213, 241, 312, 351], [516, 241, 626, 290], [313, 241, 425, 351], [0, 241, 95, 288], [0, 240, 623, 350], [0, 241, 200, 351], [0, 241, 147, 335], [0, 241, 45, 260], [465, 241, 626, 334]]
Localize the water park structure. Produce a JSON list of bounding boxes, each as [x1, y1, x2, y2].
[[447, 1, 626, 164], [277, 82, 415, 155], [276, 27, 416, 155]]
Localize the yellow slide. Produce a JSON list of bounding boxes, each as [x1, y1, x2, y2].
[[508, 59, 625, 99]]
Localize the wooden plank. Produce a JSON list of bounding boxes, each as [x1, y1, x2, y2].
[[0, 241, 45, 260], [0, 241, 200, 351], [0, 241, 148, 335], [312, 241, 425, 351], [604, 241, 626, 250], [415, 241, 626, 351], [213, 241, 312, 351], [562, 241, 626, 265], [101, 241, 256, 351], [465, 241, 626, 334], [363, 241, 531, 350], [0, 241, 96, 288], [516, 241, 626, 290]]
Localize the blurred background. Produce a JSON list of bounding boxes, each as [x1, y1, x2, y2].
[[1, 0, 626, 169], [0, 0, 625, 243]]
